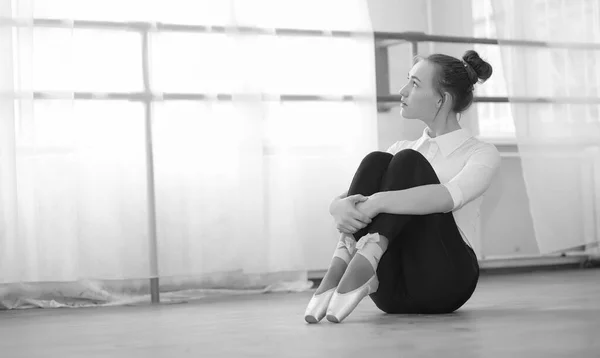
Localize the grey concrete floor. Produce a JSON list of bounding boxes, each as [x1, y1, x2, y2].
[[1, 268, 599, 358]]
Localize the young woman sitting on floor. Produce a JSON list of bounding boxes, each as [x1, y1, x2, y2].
[[304, 50, 499, 324]]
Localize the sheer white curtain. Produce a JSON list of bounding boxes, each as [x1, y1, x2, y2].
[[491, 0, 600, 254], [0, 0, 378, 308]]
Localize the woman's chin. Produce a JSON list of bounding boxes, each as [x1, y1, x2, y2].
[[400, 107, 412, 118]]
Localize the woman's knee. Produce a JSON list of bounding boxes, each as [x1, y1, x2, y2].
[[390, 149, 428, 168], [387, 149, 439, 184], [359, 151, 393, 169]]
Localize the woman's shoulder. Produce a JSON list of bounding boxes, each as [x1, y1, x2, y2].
[[471, 137, 500, 154], [464, 137, 501, 165]]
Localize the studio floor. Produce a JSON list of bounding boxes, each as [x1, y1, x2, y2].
[[1, 268, 599, 358]]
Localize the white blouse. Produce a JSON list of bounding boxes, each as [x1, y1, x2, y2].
[[386, 127, 501, 248]]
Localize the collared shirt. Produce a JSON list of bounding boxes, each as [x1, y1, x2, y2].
[[386, 127, 501, 249]]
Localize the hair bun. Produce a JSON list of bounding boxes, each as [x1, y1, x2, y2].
[[462, 50, 493, 84]]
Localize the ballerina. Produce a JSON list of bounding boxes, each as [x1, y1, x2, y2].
[[305, 50, 499, 323]]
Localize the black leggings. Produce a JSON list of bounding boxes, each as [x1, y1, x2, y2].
[[348, 149, 479, 314]]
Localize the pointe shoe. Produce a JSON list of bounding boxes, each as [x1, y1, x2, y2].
[[304, 287, 336, 324], [325, 275, 379, 323], [304, 233, 357, 324]]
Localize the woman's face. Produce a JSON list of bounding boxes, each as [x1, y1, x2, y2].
[[398, 60, 444, 122]]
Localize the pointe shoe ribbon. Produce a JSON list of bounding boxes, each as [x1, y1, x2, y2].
[[338, 234, 357, 254], [337, 234, 356, 255], [332, 233, 357, 264], [355, 232, 380, 251], [355, 233, 384, 270]]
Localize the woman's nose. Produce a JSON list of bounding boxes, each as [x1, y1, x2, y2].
[[398, 84, 409, 97]]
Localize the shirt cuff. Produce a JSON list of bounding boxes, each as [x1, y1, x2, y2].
[[441, 182, 463, 213]]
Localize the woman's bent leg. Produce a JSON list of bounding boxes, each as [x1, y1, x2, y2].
[[315, 151, 393, 294], [327, 149, 447, 322], [304, 151, 392, 323], [364, 150, 480, 314], [328, 149, 478, 321], [336, 149, 441, 294], [371, 213, 479, 314]]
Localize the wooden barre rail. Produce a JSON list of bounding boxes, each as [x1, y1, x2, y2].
[[2, 92, 600, 105], [2, 17, 600, 50]]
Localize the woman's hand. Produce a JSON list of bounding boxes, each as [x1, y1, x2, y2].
[[330, 194, 373, 234], [355, 194, 381, 220]]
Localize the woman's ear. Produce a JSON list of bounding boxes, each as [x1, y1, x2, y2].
[[436, 92, 447, 108], [439, 92, 452, 108], [436, 93, 446, 108]]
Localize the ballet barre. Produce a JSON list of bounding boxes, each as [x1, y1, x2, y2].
[[3, 17, 600, 52], [5, 92, 600, 106]]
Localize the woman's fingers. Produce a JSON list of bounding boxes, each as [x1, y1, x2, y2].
[[337, 218, 362, 233], [351, 218, 368, 230], [347, 194, 368, 204], [335, 213, 369, 234], [345, 218, 367, 231], [351, 209, 372, 224], [336, 224, 353, 234]]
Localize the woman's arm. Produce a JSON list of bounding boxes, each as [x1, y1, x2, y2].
[[367, 185, 454, 216], [360, 144, 501, 217]]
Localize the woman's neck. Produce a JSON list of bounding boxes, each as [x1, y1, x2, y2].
[[428, 111, 461, 138]]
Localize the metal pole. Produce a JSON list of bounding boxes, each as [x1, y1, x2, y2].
[[589, 153, 599, 254], [410, 41, 418, 58], [141, 29, 160, 304]]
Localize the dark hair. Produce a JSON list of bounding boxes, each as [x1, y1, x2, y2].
[[415, 50, 493, 113]]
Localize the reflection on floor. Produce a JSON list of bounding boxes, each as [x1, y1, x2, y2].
[[1, 268, 599, 358]]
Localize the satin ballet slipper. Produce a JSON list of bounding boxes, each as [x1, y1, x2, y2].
[[304, 234, 356, 324], [304, 287, 336, 323], [325, 274, 379, 323], [325, 233, 387, 323]]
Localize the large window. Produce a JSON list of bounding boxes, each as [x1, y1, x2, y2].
[[8, 0, 375, 152], [471, 0, 516, 140], [2, 0, 378, 282], [471, 0, 600, 140]]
